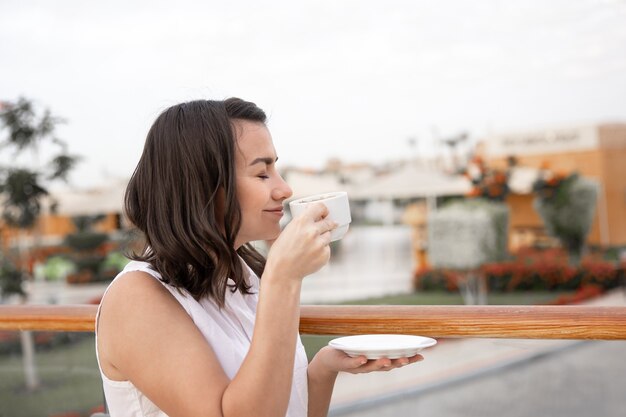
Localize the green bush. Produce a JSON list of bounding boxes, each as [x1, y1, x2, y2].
[[0, 256, 25, 297], [40, 256, 76, 282], [533, 173, 599, 265], [428, 198, 509, 270], [64, 232, 108, 251], [100, 251, 130, 271]]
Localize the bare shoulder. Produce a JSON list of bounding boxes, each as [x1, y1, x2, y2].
[[97, 270, 193, 380], [97, 269, 229, 414], [101, 270, 171, 309], [98, 268, 193, 330], [98, 270, 181, 328]]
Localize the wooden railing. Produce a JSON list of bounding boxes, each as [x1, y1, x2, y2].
[[1, 304, 626, 339]]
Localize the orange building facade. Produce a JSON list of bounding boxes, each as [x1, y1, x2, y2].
[[0, 213, 121, 257], [484, 123, 626, 249]]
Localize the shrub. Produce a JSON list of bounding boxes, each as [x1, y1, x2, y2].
[[533, 172, 599, 265], [428, 199, 509, 270], [413, 268, 460, 292], [40, 256, 76, 282]]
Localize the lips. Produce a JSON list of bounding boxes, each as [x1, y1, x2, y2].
[[264, 207, 284, 215]]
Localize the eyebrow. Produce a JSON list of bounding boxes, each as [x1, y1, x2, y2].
[[248, 156, 278, 167]]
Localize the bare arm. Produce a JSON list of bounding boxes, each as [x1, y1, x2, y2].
[[222, 274, 303, 417], [306, 347, 425, 417]]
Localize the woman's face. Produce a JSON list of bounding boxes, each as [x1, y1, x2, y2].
[[233, 120, 292, 248]]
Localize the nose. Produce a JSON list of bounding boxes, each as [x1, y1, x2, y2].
[[272, 173, 293, 201]]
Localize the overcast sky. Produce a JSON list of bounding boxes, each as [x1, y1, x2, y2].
[[1, 0, 626, 189]]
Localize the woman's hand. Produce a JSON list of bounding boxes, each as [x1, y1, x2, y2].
[[265, 202, 337, 280], [307, 346, 424, 417], [311, 346, 424, 376]]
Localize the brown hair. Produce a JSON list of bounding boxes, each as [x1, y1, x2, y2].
[[124, 98, 267, 305]]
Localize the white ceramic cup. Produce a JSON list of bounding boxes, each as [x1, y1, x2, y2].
[[288, 191, 351, 242]]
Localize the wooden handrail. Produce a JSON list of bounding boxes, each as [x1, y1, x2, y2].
[[300, 305, 626, 340], [0, 305, 96, 332], [1, 304, 626, 339]]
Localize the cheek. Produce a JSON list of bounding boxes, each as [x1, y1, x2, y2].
[[237, 180, 266, 211], [237, 194, 259, 218], [235, 182, 251, 209], [235, 188, 262, 226]]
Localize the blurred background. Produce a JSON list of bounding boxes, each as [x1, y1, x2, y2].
[[1, 1, 626, 416]]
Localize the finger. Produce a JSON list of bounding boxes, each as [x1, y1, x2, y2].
[[407, 354, 424, 364], [357, 358, 393, 372], [390, 354, 424, 369], [320, 230, 332, 246], [303, 202, 329, 220], [379, 359, 394, 371], [317, 219, 337, 237], [390, 358, 410, 368], [350, 355, 423, 374]]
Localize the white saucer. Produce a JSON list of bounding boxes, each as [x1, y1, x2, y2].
[[328, 334, 437, 359]]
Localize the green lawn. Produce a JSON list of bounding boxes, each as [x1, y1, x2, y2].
[[0, 290, 572, 415], [0, 333, 103, 417], [338, 290, 570, 306]]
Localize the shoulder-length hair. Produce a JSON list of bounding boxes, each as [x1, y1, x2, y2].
[[124, 98, 267, 305]]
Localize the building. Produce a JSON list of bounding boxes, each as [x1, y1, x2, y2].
[[483, 123, 626, 248], [0, 181, 127, 255]]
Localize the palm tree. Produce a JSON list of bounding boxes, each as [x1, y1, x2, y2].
[[0, 97, 80, 390]]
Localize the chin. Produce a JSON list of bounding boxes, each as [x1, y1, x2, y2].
[[246, 229, 280, 244], [266, 227, 282, 241]]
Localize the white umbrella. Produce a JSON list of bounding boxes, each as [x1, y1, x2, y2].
[[45, 180, 128, 216], [350, 164, 471, 200]]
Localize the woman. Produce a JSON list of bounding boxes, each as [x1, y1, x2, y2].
[[95, 98, 423, 417]]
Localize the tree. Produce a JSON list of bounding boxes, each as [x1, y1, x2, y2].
[[533, 171, 598, 266], [428, 199, 509, 305], [64, 214, 109, 283], [0, 97, 80, 390]]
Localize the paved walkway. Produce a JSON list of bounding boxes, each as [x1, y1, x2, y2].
[[328, 289, 626, 415], [331, 339, 626, 417]]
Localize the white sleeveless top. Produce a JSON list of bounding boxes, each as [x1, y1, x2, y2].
[[95, 260, 309, 417]]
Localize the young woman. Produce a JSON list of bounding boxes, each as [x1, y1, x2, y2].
[[95, 98, 423, 417]]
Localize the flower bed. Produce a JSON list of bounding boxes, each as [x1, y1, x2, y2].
[[414, 247, 622, 299]]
